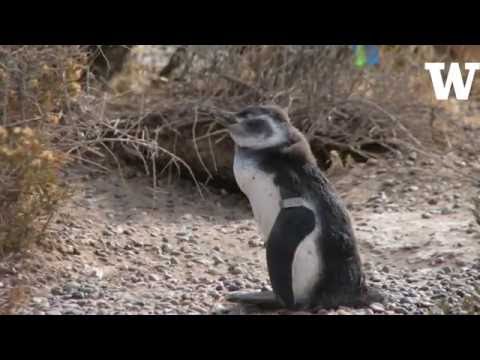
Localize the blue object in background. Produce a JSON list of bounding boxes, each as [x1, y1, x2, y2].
[[352, 45, 380, 67]]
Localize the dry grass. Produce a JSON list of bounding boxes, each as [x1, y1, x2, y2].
[[0, 46, 84, 255]]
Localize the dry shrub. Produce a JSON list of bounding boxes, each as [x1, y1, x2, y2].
[[67, 45, 447, 190], [0, 126, 68, 254], [0, 46, 87, 124], [0, 46, 83, 255], [54, 45, 477, 196]]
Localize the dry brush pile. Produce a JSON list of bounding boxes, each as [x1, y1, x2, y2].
[[70, 45, 461, 192]]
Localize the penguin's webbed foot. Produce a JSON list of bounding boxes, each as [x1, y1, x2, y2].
[[225, 290, 284, 310]]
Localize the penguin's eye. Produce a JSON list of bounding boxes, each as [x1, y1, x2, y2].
[[244, 119, 264, 132]]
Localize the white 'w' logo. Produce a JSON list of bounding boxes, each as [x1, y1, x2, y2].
[[425, 62, 480, 100]]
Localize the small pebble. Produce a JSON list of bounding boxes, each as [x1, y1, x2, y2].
[[148, 274, 160, 282], [370, 303, 385, 312]]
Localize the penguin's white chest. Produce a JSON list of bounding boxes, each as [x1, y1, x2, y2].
[[233, 154, 281, 239], [233, 150, 323, 304]]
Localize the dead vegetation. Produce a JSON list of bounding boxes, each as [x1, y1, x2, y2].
[[66, 45, 462, 192], [0, 46, 83, 254]]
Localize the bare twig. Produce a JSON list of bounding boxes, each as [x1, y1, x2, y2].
[[192, 106, 213, 182]]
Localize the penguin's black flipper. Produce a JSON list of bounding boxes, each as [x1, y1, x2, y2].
[[225, 290, 284, 310], [266, 206, 317, 309]]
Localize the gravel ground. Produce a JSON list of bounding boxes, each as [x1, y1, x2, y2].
[[1, 152, 480, 315]]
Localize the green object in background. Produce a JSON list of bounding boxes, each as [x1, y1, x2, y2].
[[353, 45, 380, 68], [355, 45, 367, 68]]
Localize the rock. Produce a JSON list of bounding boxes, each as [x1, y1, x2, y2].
[[76, 300, 89, 307], [206, 269, 219, 276], [62, 282, 77, 294], [131, 239, 142, 247], [90, 268, 104, 279], [102, 229, 113, 236], [366, 158, 378, 167], [176, 232, 188, 238], [418, 301, 434, 308], [226, 284, 241, 292], [248, 239, 262, 248], [431, 293, 446, 300], [181, 214, 193, 221], [161, 244, 172, 253], [442, 266, 452, 274], [212, 304, 228, 314], [399, 297, 414, 304], [455, 259, 467, 267], [71, 291, 85, 300], [51, 287, 63, 296], [190, 305, 206, 313], [148, 274, 160, 282], [212, 255, 224, 265], [46, 310, 62, 315], [441, 208, 453, 215], [228, 266, 242, 275], [32, 297, 46, 305], [370, 303, 385, 312], [422, 213, 432, 219], [382, 179, 396, 188]]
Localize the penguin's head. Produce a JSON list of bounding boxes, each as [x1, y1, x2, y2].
[[222, 105, 292, 150]]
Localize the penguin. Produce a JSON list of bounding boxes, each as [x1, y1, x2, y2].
[[218, 105, 383, 311]]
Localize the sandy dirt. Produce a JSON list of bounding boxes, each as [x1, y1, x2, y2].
[[1, 150, 479, 315]]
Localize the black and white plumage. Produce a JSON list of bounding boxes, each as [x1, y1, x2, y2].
[[221, 105, 383, 310]]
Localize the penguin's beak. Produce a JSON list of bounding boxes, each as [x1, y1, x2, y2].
[[216, 111, 238, 128]]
